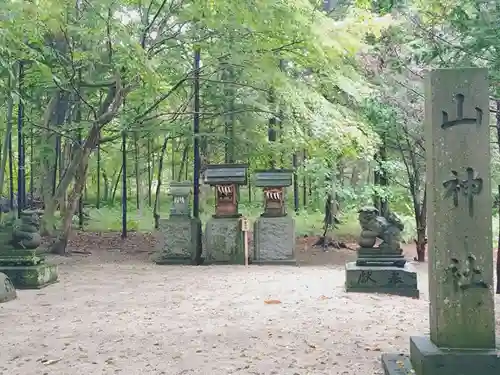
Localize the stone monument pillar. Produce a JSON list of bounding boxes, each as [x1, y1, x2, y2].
[[345, 206, 419, 298], [382, 68, 499, 374], [152, 181, 201, 265], [253, 169, 296, 265], [0, 210, 58, 289], [204, 164, 248, 264]]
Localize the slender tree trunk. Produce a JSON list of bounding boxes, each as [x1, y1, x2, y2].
[[51, 154, 90, 254], [153, 136, 170, 228], [413, 187, 427, 262], [103, 170, 109, 201], [497, 185, 500, 294], [134, 132, 140, 209], [0, 82, 14, 202], [177, 144, 188, 182], [111, 165, 123, 204]]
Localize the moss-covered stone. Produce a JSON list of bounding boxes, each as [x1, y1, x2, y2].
[[0, 263, 58, 289], [152, 217, 201, 265], [204, 217, 245, 264], [253, 216, 296, 265], [0, 272, 16, 303], [0, 249, 44, 266]]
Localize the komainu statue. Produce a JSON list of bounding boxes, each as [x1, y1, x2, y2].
[[11, 212, 42, 250], [357, 206, 404, 252], [356, 206, 406, 267]]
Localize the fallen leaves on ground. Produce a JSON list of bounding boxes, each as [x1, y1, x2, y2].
[[264, 299, 282, 304], [67, 231, 158, 254]]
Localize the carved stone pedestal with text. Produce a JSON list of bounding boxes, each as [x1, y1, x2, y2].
[[203, 164, 248, 264], [253, 170, 296, 265], [345, 262, 418, 298], [382, 69, 499, 375], [345, 207, 418, 298], [152, 182, 200, 264]]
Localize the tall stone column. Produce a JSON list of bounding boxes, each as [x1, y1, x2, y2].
[[381, 68, 499, 374]]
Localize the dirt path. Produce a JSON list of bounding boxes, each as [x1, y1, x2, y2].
[[1, 249, 499, 375]]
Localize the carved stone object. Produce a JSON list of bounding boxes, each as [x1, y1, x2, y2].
[[0, 272, 16, 303], [203, 164, 248, 264], [355, 206, 406, 267], [153, 182, 201, 265], [253, 169, 296, 265], [0, 210, 58, 289], [381, 68, 499, 375]]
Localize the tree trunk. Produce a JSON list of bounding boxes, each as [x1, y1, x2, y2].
[[51, 154, 89, 255], [0, 81, 14, 204], [413, 187, 427, 262], [103, 170, 110, 201], [497, 184, 500, 294], [153, 136, 170, 228], [134, 132, 140, 209], [177, 144, 188, 182], [111, 165, 123, 204], [50, 123, 100, 254]]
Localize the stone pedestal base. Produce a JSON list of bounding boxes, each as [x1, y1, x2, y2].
[[204, 217, 244, 264], [152, 217, 201, 265], [0, 272, 16, 303], [381, 336, 500, 375], [0, 263, 58, 289], [344, 262, 419, 298], [253, 216, 296, 265]]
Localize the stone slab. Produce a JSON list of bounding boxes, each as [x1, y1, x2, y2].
[[0, 272, 16, 303], [0, 263, 58, 289], [381, 336, 500, 375], [425, 68, 495, 349], [204, 217, 245, 264], [345, 262, 419, 298], [152, 217, 201, 265], [253, 216, 296, 265]]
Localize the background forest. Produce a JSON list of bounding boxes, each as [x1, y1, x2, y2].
[[0, 0, 499, 260]]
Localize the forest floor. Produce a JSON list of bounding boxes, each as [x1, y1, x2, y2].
[[1, 232, 499, 375]]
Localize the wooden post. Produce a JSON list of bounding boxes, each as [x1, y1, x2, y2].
[[241, 217, 250, 265]]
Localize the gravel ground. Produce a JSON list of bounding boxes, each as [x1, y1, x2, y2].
[[0, 257, 499, 375]]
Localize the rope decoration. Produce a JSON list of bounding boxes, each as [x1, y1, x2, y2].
[[265, 189, 282, 201]]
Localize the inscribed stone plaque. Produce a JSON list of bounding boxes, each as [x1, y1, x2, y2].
[[424, 68, 495, 349]]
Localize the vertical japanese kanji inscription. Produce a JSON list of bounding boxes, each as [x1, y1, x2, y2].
[[425, 68, 495, 349]]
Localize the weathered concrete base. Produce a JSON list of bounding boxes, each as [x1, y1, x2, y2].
[[152, 217, 201, 265], [204, 217, 244, 264], [253, 216, 296, 265], [0, 272, 16, 303], [0, 264, 58, 289], [381, 336, 500, 375], [345, 262, 419, 298]]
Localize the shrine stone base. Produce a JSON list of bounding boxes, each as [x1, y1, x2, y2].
[[381, 336, 500, 375], [0, 272, 16, 303], [253, 216, 296, 265], [204, 217, 245, 264], [152, 217, 201, 265], [345, 262, 419, 298], [0, 264, 58, 289]]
